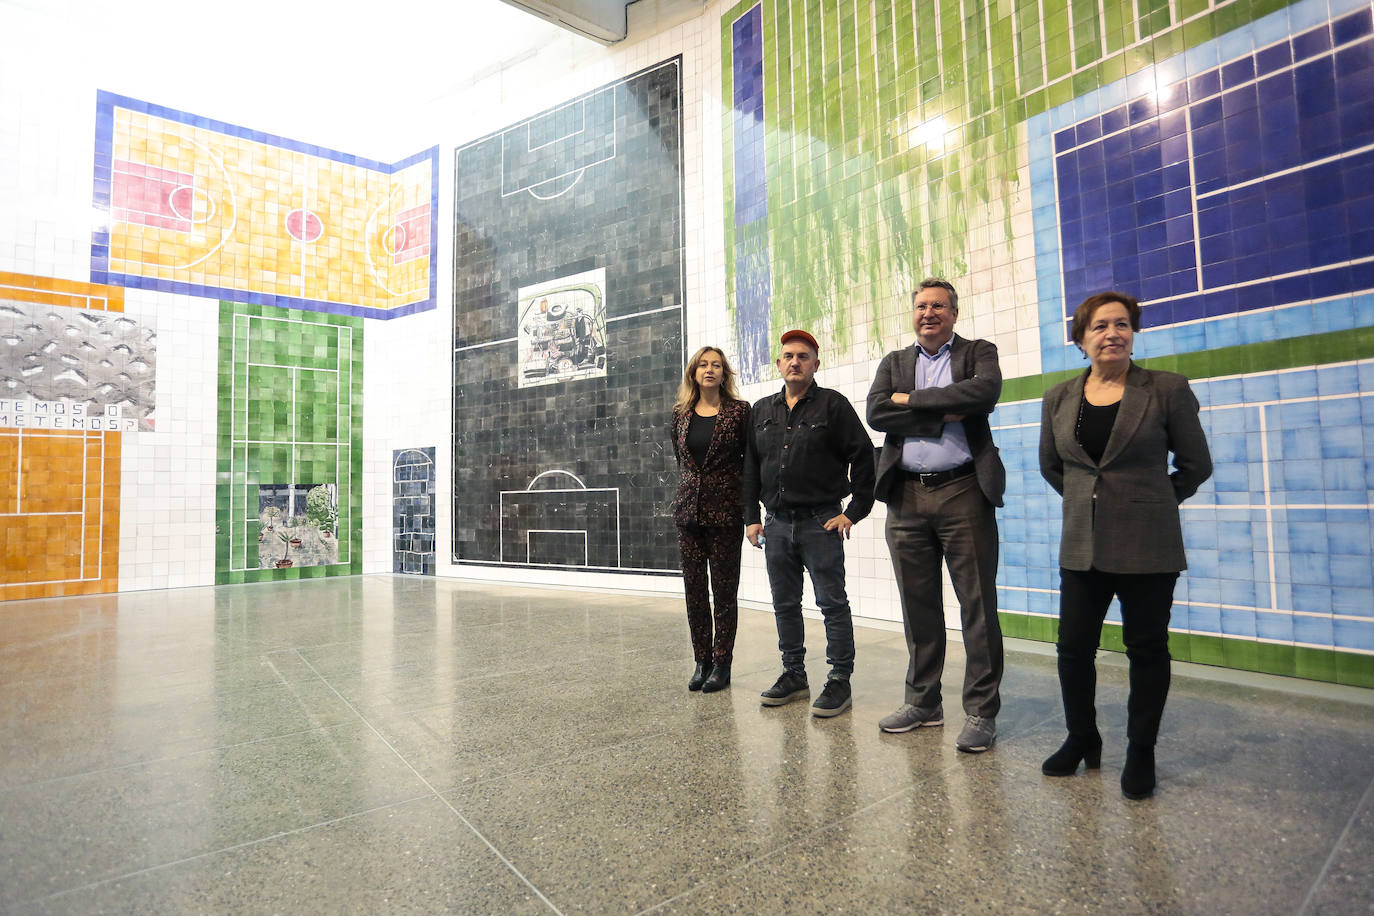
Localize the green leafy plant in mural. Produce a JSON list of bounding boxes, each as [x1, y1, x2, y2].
[[305, 485, 337, 538]]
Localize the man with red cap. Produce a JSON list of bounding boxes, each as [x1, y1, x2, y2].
[[742, 329, 876, 717]]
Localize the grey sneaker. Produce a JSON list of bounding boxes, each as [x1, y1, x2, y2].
[[955, 715, 996, 753], [878, 703, 944, 733]]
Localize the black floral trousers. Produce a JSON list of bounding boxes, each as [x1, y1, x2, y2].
[[676, 522, 743, 666]]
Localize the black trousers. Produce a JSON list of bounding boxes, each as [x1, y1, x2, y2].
[[1057, 567, 1178, 747]]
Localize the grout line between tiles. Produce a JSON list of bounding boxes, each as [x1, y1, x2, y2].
[[293, 648, 566, 915], [1296, 766, 1374, 916], [632, 711, 1064, 915]]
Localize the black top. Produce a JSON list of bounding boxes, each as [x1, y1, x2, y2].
[[1077, 399, 1120, 465], [686, 411, 716, 468], [742, 382, 876, 525]]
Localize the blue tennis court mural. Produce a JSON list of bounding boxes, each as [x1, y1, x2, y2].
[[1016, 0, 1374, 679], [1053, 8, 1374, 340]]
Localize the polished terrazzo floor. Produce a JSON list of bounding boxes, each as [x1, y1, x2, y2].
[[2, 575, 1372, 914]]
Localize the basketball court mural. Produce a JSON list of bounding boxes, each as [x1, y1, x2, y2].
[[92, 91, 438, 319]]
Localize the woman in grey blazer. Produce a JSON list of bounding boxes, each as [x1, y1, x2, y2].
[[1038, 292, 1211, 799]]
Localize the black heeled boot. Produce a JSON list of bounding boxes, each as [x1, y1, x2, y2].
[[688, 661, 713, 691], [701, 664, 731, 693], [1121, 742, 1156, 799], [1041, 731, 1103, 776]]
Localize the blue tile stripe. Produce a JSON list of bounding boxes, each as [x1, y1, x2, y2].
[[730, 4, 772, 383]]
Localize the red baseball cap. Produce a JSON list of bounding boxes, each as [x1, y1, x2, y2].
[[779, 329, 819, 353]]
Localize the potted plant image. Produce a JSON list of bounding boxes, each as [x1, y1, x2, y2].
[[288, 516, 303, 548], [264, 505, 281, 531], [306, 485, 337, 539], [274, 530, 294, 568], [258, 525, 266, 543]]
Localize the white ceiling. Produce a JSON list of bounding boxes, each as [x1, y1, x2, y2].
[[1, 0, 574, 153]]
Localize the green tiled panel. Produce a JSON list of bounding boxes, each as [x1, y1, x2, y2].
[[1336, 652, 1374, 689], [215, 301, 362, 585], [1070, 0, 1103, 68]]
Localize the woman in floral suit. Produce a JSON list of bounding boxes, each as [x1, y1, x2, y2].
[[671, 346, 751, 693]]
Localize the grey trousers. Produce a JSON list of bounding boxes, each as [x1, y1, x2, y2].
[[884, 473, 1002, 718]]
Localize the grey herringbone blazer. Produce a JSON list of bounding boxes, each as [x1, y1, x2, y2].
[[1039, 363, 1212, 574]]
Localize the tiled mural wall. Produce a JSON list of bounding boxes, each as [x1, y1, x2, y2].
[[3, 0, 1371, 688], [0, 273, 127, 600], [1, 67, 429, 595], [215, 302, 363, 584], [393, 447, 436, 575], [719, 0, 1373, 686], [451, 57, 686, 574], [93, 93, 439, 320]]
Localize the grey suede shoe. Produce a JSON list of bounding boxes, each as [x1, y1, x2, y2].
[[955, 715, 996, 753], [878, 703, 944, 733]]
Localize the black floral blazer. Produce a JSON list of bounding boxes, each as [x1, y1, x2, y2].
[[670, 398, 750, 527]]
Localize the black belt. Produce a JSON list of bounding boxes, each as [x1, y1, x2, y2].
[[902, 461, 975, 489], [768, 503, 841, 521]]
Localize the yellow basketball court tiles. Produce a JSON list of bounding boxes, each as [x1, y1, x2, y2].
[[92, 92, 437, 319]]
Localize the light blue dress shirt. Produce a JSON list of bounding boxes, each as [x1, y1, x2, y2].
[[900, 340, 973, 472]]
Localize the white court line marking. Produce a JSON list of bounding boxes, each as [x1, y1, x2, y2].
[[527, 529, 589, 565]]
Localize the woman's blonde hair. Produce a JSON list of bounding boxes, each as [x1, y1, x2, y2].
[[674, 346, 741, 413]]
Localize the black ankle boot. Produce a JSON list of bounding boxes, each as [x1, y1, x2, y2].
[[688, 662, 713, 691], [701, 664, 731, 693], [1041, 732, 1103, 776], [1121, 742, 1156, 799]]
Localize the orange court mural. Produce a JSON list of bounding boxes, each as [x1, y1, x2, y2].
[[0, 272, 124, 600]]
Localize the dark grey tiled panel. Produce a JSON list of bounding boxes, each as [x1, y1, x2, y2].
[[393, 447, 435, 575], [452, 57, 684, 573]]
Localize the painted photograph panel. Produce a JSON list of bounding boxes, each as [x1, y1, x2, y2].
[[0, 299, 155, 431], [517, 269, 607, 388], [256, 483, 339, 569]]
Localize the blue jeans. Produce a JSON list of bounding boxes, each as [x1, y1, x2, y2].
[[763, 504, 855, 679]]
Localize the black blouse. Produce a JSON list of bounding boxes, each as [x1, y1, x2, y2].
[[1077, 399, 1120, 465], [686, 412, 717, 467]]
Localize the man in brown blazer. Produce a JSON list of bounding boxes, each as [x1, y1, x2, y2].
[[866, 278, 1006, 752]]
